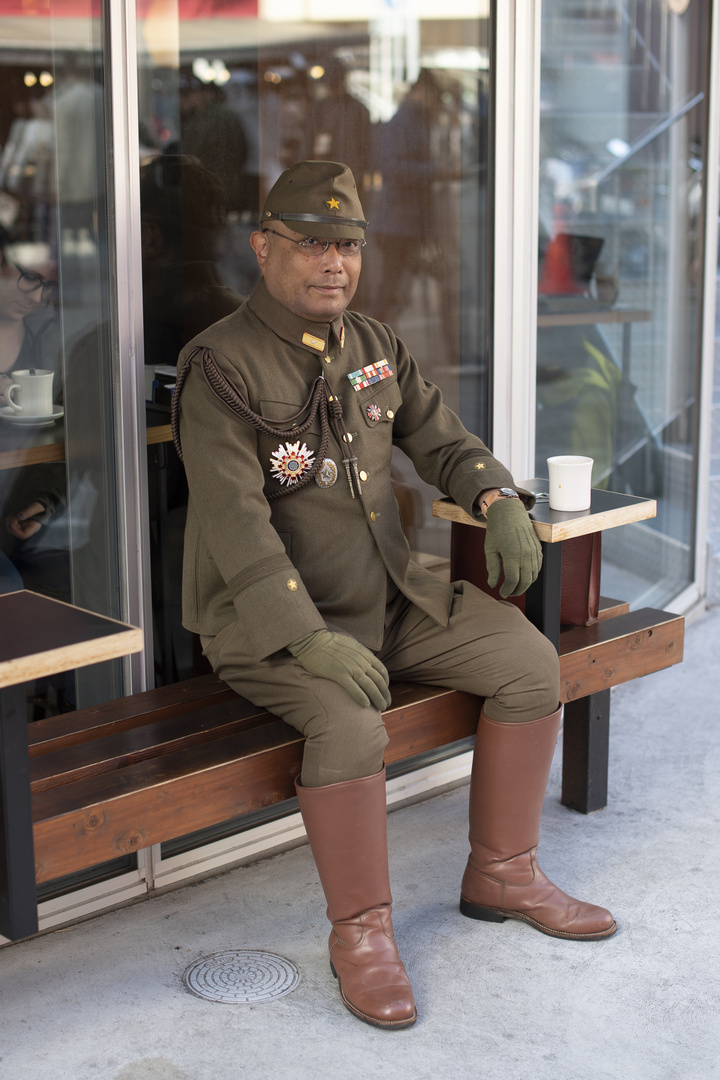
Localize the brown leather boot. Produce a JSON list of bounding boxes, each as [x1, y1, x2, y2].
[[295, 767, 417, 1028], [460, 707, 617, 940]]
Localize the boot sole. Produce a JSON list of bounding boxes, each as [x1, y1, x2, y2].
[[459, 896, 618, 940], [330, 960, 418, 1029]]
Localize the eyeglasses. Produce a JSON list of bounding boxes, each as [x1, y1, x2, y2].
[[14, 264, 58, 305], [262, 228, 366, 257]]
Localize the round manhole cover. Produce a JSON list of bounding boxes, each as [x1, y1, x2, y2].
[[182, 950, 301, 1004]]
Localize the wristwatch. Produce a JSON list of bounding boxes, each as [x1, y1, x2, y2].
[[479, 487, 520, 516]]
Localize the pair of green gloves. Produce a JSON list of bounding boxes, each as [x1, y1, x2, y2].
[[289, 497, 541, 710]]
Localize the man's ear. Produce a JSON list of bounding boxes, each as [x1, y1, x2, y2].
[[250, 229, 268, 269]]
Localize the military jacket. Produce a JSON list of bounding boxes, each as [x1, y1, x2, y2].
[[175, 278, 529, 660]]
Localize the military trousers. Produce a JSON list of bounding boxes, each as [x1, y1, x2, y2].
[[201, 580, 560, 788]]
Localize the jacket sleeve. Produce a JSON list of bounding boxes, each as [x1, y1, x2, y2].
[[176, 347, 326, 659], [385, 327, 534, 516]]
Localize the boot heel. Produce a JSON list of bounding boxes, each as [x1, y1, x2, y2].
[[459, 896, 506, 923]]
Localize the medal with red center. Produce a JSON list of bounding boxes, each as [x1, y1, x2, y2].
[[270, 441, 315, 486]]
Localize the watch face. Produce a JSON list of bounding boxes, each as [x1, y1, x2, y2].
[[499, 488, 519, 498]]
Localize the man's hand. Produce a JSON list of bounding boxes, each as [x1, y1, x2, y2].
[[288, 630, 391, 711], [484, 497, 542, 598]]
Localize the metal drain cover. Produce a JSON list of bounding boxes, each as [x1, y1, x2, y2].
[[182, 950, 301, 1004]]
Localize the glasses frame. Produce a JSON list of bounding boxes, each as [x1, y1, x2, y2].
[[14, 264, 59, 305], [261, 228, 366, 257]]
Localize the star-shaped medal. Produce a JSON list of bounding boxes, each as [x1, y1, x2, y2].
[[270, 441, 315, 486]]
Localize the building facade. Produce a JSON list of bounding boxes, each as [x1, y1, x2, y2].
[[0, 0, 717, 932]]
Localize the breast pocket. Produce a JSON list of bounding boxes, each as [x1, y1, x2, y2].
[[356, 380, 403, 430], [258, 399, 321, 490]]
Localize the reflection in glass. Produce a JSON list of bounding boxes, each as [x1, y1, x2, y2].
[[535, 1, 710, 607], [0, 14, 121, 714], [136, 3, 494, 684]]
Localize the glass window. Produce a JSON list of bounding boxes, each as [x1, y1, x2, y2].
[[0, 6, 123, 713], [535, 0, 711, 608], [136, 0, 494, 684]]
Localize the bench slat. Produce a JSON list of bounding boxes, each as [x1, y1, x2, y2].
[[30, 697, 273, 792], [27, 673, 232, 752]]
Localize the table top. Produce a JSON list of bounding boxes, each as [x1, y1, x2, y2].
[[433, 479, 656, 543], [0, 590, 143, 689], [0, 409, 174, 471], [537, 305, 652, 329], [0, 417, 65, 471]]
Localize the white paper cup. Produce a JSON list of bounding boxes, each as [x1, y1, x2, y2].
[[547, 455, 594, 512], [5, 369, 54, 416]]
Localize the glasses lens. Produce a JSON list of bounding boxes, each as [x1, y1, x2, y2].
[[299, 237, 364, 256], [300, 237, 328, 255]]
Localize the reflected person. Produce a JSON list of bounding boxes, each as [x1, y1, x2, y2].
[[0, 232, 65, 596]]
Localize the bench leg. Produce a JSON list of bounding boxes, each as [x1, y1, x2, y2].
[[561, 690, 610, 814], [0, 685, 39, 940]]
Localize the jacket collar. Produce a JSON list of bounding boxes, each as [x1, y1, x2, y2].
[[247, 277, 344, 356]]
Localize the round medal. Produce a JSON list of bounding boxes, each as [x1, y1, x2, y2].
[[270, 441, 315, 486], [315, 458, 338, 488]]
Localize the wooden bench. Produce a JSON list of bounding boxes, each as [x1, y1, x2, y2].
[[27, 595, 683, 889]]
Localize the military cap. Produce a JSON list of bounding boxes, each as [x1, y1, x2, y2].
[[261, 160, 368, 239]]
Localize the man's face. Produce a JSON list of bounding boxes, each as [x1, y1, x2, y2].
[[250, 223, 361, 323]]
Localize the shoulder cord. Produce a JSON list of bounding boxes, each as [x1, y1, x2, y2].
[[171, 346, 363, 499]]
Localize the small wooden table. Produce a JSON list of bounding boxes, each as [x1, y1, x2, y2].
[[0, 590, 142, 941], [434, 481, 657, 649]]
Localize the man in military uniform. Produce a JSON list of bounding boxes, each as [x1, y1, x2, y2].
[[171, 161, 616, 1031]]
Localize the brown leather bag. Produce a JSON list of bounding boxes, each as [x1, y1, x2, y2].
[[450, 522, 601, 628]]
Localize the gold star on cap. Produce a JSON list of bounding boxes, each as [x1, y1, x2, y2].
[[326, 197, 340, 211]]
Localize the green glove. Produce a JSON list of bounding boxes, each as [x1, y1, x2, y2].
[[484, 497, 542, 598], [288, 630, 391, 711]]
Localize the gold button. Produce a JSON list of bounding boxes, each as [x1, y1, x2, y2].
[[474, 462, 486, 470], [386, 409, 394, 419], [325, 356, 332, 363], [343, 432, 353, 443], [359, 471, 368, 482], [287, 579, 298, 591], [370, 512, 377, 522]]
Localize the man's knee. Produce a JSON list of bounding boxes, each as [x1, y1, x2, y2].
[[484, 623, 560, 724], [202, 624, 389, 784], [300, 701, 389, 787]]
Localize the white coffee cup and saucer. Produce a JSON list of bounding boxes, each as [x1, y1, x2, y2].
[[0, 368, 63, 427]]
